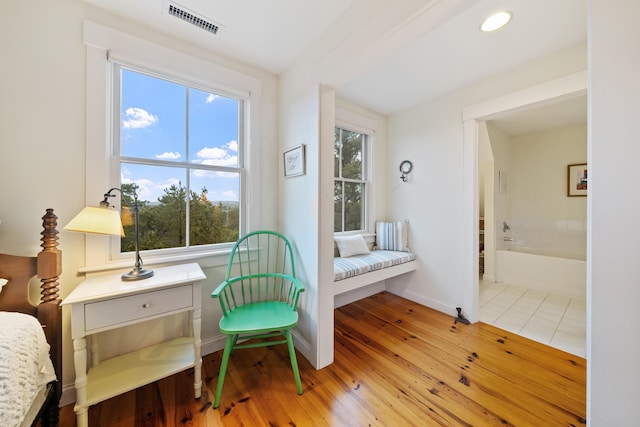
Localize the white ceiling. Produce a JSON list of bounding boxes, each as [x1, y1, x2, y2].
[[83, 0, 587, 129], [488, 93, 588, 136]]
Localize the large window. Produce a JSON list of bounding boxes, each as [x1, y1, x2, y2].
[[334, 127, 368, 232], [114, 65, 244, 253]]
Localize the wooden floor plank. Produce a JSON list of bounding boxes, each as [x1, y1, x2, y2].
[[348, 294, 586, 417], [336, 303, 555, 426], [58, 292, 586, 426], [348, 293, 586, 425]]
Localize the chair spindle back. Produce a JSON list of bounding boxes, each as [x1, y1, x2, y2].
[[219, 230, 301, 315]]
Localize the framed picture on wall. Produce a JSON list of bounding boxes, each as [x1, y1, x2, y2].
[[283, 144, 305, 177], [567, 163, 588, 197]]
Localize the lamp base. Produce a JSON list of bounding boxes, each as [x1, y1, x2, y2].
[[121, 267, 154, 281]]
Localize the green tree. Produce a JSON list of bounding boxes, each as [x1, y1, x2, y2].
[[335, 128, 364, 231], [121, 181, 240, 252], [190, 188, 215, 246], [154, 184, 187, 247]]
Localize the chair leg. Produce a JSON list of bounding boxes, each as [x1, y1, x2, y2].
[[214, 334, 236, 408], [285, 329, 303, 395], [231, 334, 239, 355]]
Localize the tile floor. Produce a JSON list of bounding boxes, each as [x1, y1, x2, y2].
[[479, 280, 586, 358]]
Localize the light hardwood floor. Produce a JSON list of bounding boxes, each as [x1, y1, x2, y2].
[[59, 292, 586, 426]]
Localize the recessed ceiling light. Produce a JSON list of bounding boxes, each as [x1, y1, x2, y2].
[[480, 11, 512, 32]]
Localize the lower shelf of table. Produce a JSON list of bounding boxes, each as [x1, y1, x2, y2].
[[79, 336, 197, 408]]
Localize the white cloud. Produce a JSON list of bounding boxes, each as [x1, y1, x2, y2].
[[120, 177, 155, 200], [121, 165, 131, 180], [121, 168, 183, 202], [197, 146, 227, 159], [192, 169, 237, 179], [196, 145, 237, 167], [156, 151, 182, 160], [206, 93, 219, 103], [226, 140, 238, 152], [122, 107, 158, 129], [156, 178, 182, 195], [222, 190, 238, 200]]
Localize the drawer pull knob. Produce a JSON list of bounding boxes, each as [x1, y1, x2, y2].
[[141, 303, 150, 309]]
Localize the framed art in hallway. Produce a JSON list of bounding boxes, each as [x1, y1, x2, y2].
[[567, 163, 587, 197], [283, 144, 305, 177]]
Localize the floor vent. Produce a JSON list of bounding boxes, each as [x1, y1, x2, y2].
[[167, 3, 222, 35]]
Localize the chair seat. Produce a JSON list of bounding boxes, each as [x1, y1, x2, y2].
[[219, 301, 299, 334]]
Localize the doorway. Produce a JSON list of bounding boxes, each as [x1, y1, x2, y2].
[[478, 95, 587, 357], [461, 71, 587, 356]]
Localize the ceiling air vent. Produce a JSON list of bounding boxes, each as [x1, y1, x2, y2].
[[166, 2, 223, 35]]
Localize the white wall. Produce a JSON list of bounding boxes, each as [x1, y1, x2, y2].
[[510, 125, 587, 221], [478, 123, 495, 281], [0, 0, 85, 254], [484, 122, 512, 282], [589, 0, 640, 423], [0, 0, 280, 403], [486, 123, 512, 238], [485, 124, 588, 256], [0, 0, 87, 397], [385, 93, 466, 314], [278, 80, 332, 369], [385, 44, 587, 317]]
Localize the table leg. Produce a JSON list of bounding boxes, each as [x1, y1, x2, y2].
[[89, 334, 100, 367], [193, 307, 202, 398], [73, 337, 89, 427]]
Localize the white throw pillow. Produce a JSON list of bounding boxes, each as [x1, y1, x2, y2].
[[375, 220, 409, 251], [335, 234, 370, 258]]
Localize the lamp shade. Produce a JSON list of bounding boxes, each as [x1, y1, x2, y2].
[[64, 206, 125, 237]]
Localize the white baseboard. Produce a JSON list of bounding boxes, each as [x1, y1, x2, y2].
[[482, 273, 496, 283], [385, 287, 459, 319], [60, 385, 76, 408]]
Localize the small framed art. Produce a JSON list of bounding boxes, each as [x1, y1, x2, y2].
[[567, 163, 587, 197], [283, 144, 305, 177]]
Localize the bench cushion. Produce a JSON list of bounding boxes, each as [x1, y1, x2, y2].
[[334, 250, 416, 282]]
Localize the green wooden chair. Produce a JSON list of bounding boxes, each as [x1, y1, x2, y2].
[[211, 230, 305, 408]]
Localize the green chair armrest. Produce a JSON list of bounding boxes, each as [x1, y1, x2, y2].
[[211, 280, 231, 298]]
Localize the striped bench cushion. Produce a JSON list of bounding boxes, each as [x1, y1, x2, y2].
[[334, 250, 416, 282]]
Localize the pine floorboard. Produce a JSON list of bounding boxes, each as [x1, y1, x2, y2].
[[58, 291, 586, 426]]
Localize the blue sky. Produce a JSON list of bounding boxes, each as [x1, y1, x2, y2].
[[120, 68, 240, 203]]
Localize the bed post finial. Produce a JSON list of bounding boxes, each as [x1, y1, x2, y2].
[[38, 209, 61, 303]]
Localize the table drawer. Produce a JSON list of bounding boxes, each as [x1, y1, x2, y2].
[[85, 285, 193, 332]]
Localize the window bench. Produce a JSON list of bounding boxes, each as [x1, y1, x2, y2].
[[333, 250, 416, 296]]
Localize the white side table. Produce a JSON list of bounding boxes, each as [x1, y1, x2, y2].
[[62, 262, 206, 427]]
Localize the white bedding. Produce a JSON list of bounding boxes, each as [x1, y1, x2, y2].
[[0, 312, 56, 427]]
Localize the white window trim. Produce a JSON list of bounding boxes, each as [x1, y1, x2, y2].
[[335, 107, 377, 237], [83, 20, 262, 272]]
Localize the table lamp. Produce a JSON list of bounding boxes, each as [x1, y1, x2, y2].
[[64, 188, 153, 281]]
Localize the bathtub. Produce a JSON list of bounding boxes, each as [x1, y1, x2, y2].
[[495, 245, 586, 300]]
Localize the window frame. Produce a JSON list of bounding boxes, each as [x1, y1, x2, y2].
[[109, 63, 247, 259], [334, 126, 370, 234], [333, 103, 383, 243], [83, 21, 262, 273]]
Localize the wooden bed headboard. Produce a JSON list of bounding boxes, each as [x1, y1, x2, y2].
[[0, 208, 62, 423]]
